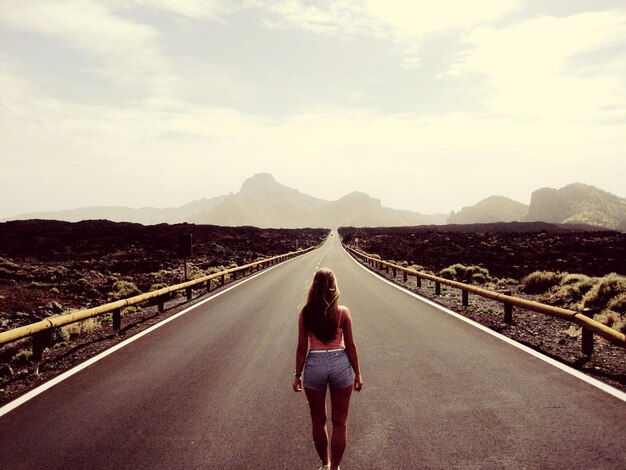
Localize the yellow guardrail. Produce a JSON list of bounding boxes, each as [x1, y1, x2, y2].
[[0, 247, 317, 370], [345, 246, 626, 352]]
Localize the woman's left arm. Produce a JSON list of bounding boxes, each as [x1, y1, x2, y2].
[[292, 312, 308, 392]]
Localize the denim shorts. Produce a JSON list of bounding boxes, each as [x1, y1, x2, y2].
[[303, 349, 354, 390]]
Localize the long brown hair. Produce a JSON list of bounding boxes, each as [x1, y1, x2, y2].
[[302, 268, 340, 343]]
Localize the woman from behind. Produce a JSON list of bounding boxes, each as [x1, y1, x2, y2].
[[292, 268, 363, 470]]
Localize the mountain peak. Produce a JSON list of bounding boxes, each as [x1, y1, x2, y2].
[[341, 191, 371, 200], [238, 173, 295, 198], [240, 173, 277, 191]]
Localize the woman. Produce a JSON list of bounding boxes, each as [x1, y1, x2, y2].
[[292, 268, 363, 470]]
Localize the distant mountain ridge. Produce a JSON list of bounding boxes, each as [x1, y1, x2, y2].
[[189, 174, 445, 228], [5, 177, 623, 230], [4, 173, 446, 228], [4, 196, 226, 226], [447, 183, 626, 230]]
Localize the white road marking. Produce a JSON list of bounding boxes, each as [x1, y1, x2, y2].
[[0, 257, 301, 418], [345, 249, 626, 403]]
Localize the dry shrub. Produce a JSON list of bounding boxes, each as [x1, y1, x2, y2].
[[561, 273, 590, 285], [522, 271, 564, 294], [439, 263, 490, 285], [62, 317, 101, 339], [582, 273, 626, 311], [607, 293, 626, 314], [540, 274, 597, 307], [150, 282, 169, 292], [0, 257, 19, 270], [110, 280, 140, 300], [593, 310, 626, 334]]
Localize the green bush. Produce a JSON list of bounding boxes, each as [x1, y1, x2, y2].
[[111, 280, 140, 300], [521, 271, 564, 294], [582, 273, 626, 311]]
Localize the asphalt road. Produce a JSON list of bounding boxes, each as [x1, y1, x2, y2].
[[1, 233, 625, 469]]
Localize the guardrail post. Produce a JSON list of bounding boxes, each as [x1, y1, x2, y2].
[[416, 276, 421, 288], [403, 271, 407, 282], [112, 308, 121, 332], [158, 296, 165, 313], [32, 331, 47, 375], [503, 290, 513, 324], [221, 274, 225, 286], [435, 281, 441, 296], [462, 290, 469, 307], [186, 287, 192, 300], [392, 267, 397, 277], [206, 280, 212, 293], [581, 308, 595, 356]]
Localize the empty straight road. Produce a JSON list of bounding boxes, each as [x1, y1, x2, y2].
[[1, 233, 625, 469]]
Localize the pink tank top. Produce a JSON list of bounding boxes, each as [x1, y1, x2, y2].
[[308, 306, 345, 350]]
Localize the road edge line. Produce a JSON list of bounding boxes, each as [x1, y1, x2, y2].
[[344, 248, 626, 404], [0, 253, 309, 418]]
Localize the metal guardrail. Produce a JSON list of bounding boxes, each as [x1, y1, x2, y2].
[[0, 247, 316, 372], [346, 246, 626, 354]]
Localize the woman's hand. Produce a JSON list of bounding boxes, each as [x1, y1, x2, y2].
[[354, 374, 363, 392], [292, 376, 303, 393]]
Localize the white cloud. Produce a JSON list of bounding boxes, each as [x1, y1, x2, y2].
[[365, 0, 520, 36], [254, 0, 521, 67], [450, 11, 626, 120], [111, 0, 233, 20], [0, 0, 175, 96]]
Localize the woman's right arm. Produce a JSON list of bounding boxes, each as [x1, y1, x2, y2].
[[342, 307, 363, 392], [292, 312, 308, 392]]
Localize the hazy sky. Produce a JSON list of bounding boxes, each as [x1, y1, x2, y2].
[[1, 0, 625, 218]]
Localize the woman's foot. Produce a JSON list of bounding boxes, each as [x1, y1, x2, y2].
[[318, 465, 330, 470]]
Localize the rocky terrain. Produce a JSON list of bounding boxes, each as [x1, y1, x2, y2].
[[339, 222, 625, 279], [0, 220, 328, 332]]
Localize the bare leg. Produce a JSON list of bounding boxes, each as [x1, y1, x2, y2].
[[329, 385, 352, 470], [305, 387, 329, 466]]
